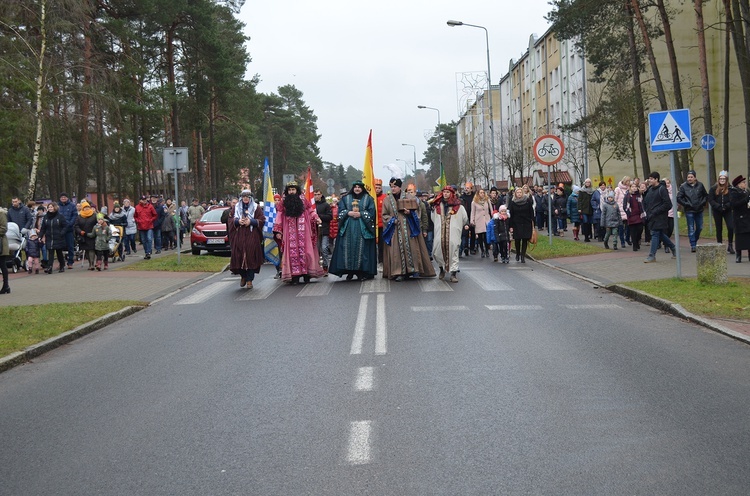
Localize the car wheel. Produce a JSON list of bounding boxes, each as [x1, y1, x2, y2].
[[191, 248, 201, 256]]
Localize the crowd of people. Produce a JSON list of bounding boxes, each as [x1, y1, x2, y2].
[[0, 192, 189, 295], [1, 170, 748, 296]]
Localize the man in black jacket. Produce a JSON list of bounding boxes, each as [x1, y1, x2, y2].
[[314, 190, 333, 274], [677, 170, 708, 252], [643, 171, 677, 263], [460, 183, 475, 256]]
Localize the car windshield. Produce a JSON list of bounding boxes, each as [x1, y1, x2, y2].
[[200, 208, 227, 223]]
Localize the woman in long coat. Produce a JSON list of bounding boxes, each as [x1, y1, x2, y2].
[[508, 188, 535, 263], [470, 188, 493, 258], [39, 202, 69, 273], [74, 200, 98, 269], [230, 190, 265, 288], [730, 175, 750, 263]]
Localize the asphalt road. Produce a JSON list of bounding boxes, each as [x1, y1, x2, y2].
[[1, 259, 749, 495]]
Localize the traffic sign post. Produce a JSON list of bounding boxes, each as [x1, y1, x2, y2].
[[163, 147, 189, 265], [700, 134, 716, 235], [533, 135, 565, 246], [648, 110, 693, 278]]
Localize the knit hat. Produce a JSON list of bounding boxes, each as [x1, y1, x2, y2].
[[113, 201, 120, 208], [80, 200, 91, 209], [718, 170, 728, 178], [96, 213, 105, 220], [687, 170, 697, 177], [607, 191, 615, 199], [29, 229, 38, 238]]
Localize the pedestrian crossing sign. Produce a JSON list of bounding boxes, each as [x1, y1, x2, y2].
[[649, 109, 692, 152]]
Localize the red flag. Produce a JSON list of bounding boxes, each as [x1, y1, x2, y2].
[[304, 166, 314, 204]]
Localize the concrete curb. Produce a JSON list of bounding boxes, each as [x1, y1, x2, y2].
[[607, 284, 750, 345], [0, 264, 229, 374], [534, 257, 750, 346], [0, 305, 146, 374]]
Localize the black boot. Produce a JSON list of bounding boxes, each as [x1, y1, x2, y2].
[[737, 253, 742, 263], [728, 242, 735, 254], [0, 283, 9, 294]]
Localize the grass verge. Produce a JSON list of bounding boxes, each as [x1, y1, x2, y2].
[[0, 301, 145, 357], [623, 277, 750, 321], [120, 252, 229, 272], [527, 234, 607, 260]]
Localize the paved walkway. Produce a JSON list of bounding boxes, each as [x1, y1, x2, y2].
[[0, 248, 216, 307]]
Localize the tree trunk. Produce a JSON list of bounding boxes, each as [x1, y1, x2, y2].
[[695, 0, 716, 183], [630, 0, 669, 109], [27, 0, 47, 202], [626, 1, 651, 177], [78, 24, 93, 202], [727, 0, 750, 174], [724, 7, 731, 172], [167, 23, 181, 147]]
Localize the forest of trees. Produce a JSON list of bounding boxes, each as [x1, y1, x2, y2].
[[548, 0, 750, 184], [0, 0, 323, 206]]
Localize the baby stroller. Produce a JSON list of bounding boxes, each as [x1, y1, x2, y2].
[[109, 225, 124, 263], [5, 222, 27, 273]]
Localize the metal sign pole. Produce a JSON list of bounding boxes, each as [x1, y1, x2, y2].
[[670, 151, 681, 278], [174, 152, 181, 265], [548, 169, 553, 245]]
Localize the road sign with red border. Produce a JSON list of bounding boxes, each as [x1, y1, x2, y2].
[[533, 134, 565, 166]]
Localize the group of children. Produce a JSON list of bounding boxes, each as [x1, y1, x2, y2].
[[25, 213, 115, 274]]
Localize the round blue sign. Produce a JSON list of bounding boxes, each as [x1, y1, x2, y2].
[[700, 134, 716, 150]]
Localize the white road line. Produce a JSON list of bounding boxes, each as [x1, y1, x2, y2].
[[375, 294, 386, 355], [411, 305, 469, 312], [564, 304, 622, 310], [346, 421, 373, 465], [361, 278, 390, 293], [174, 281, 235, 305], [418, 278, 454, 292], [517, 270, 574, 290], [355, 367, 374, 392], [235, 278, 282, 301], [464, 270, 514, 291], [296, 279, 334, 297], [486, 305, 544, 311], [350, 295, 369, 355]]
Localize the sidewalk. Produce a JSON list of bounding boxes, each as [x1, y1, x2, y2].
[[0, 247, 215, 308], [537, 237, 750, 342]]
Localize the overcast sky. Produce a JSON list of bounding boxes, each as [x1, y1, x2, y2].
[[238, 0, 552, 185]]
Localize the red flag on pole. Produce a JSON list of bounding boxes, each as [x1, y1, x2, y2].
[[304, 166, 314, 204]]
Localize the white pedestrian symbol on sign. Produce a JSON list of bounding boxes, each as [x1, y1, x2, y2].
[[653, 113, 687, 145]]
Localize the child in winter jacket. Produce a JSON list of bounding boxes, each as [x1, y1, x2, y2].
[[492, 205, 512, 263], [88, 213, 112, 270], [25, 229, 42, 274], [601, 191, 622, 250]]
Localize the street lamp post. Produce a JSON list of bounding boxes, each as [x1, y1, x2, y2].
[[401, 143, 417, 177], [417, 106, 441, 179], [447, 20, 498, 186]]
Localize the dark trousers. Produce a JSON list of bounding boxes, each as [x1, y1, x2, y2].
[[0, 255, 8, 286], [713, 209, 734, 244], [629, 223, 644, 250]]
